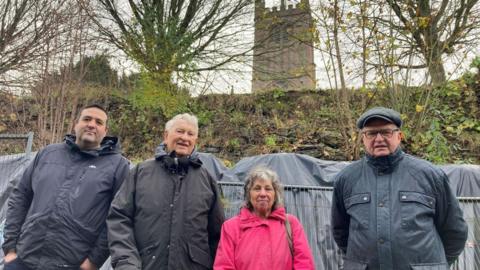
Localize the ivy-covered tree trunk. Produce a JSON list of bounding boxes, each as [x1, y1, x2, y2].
[[426, 47, 447, 85]]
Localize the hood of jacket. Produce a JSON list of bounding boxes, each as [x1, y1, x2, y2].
[[64, 134, 121, 157]]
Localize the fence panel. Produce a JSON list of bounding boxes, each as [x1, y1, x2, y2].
[[0, 133, 34, 268], [0, 132, 34, 218], [454, 198, 480, 270]]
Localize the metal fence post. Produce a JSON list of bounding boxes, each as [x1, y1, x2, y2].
[[25, 132, 34, 158]]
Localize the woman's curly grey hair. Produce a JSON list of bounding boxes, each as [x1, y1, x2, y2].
[[243, 166, 284, 211]]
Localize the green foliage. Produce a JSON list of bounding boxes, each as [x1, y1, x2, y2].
[[463, 56, 480, 84], [271, 88, 285, 99], [226, 138, 241, 151], [106, 101, 160, 159], [470, 56, 480, 69], [229, 111, 246, 125], [264, 135, 277, 147], [409, 120, 451, 163], [73, 54, 118, 87], [195, 110, 215, 127], [253, 90, 294, 117], [106, 72, 194, 159], [405, 77, 480, 163], [128, 72, 190, 119]]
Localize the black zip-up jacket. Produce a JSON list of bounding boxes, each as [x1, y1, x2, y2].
[[2, 135, 130, 269], [331, 148, 468, 270], [107, 145, 225, 270]]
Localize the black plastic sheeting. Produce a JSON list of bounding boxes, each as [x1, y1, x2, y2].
[[221, 153, 351, 187], [222, 153, 480, 196], [0, 152, 479, 269]]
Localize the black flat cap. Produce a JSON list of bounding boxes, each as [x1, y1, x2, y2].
[[357, 107, 402, 129]]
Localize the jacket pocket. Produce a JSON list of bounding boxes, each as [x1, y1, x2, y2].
[[410, 262, 449, 270], [56, 264, 79, 269], [113, 258, 141, 270], [399, 191, 435, 230], [342, 258, 368, 270], [188, 243, 212, 269], [345, 193, 371, 230], [139, 243, 160, 269]]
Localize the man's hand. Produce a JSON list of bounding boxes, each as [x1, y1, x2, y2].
[[4, 251, 17, 263], [80, 258, 97, 270]]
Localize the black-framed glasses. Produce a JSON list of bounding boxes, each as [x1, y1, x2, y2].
[[362, 128, 400, 139]]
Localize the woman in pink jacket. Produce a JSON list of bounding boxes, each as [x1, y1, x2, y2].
[[214, 166, 315, 270]]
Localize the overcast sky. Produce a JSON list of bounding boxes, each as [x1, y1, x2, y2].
[[105, 0, 479, 95]]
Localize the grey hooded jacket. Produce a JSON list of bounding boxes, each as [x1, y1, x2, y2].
[[331, 148, 468, 270], [2, 135, 130, 269], [107, 144, 225, 270]]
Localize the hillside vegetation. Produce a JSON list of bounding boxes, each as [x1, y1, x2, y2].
[[1, 69, 480, 165]]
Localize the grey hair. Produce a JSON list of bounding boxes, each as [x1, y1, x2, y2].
[[165, 113, 199, 133], [243, 166, 284, 211]]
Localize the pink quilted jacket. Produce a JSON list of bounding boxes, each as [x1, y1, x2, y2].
[[214, 207, 315, 270]]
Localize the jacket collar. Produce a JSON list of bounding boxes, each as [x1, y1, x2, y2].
[[366, 147, 404, 174], [64, 134, 121, 157], [239, 206, 286, 230], [154, 143, 202, 175]]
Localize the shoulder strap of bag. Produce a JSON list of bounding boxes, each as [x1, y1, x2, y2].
[[285, 214, 294, 258]]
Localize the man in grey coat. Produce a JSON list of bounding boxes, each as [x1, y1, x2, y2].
[[331, 106, 468, 270], [2, 104, 130, 270], [107, 113, 225, 270]]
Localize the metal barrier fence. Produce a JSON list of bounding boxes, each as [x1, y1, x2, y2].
[[218, 181, 480, 270], [455, 197, 480, 270], [0, 133, 34, 192], [0, 133, 35, 261], [0, 132, 34, 157]]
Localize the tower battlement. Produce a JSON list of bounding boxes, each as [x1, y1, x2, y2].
[[255, 0, 311, 15], [252, 0, 316, 92]]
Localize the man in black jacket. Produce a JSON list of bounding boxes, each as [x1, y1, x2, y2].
[[2, 104, 130, 270], [331, 107, 468, 270], [107, 113, 225, 270]]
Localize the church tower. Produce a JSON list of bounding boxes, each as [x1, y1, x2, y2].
[[252, 0, 316, 92]]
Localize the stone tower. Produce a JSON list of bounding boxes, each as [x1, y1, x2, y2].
[[252, 0, 316, 92]]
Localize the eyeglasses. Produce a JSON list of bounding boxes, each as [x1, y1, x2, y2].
[[362, 128, 400, 139]]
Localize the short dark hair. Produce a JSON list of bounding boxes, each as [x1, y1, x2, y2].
[[76, 104, 108, 123]]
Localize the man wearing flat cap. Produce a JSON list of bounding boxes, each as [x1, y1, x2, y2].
[[331, 106, 468, 270]]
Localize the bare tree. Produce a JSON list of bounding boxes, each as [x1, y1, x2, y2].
[[384, 0, 480, 84], [0, 0, 69, 85], [4, 1, 107, 146], [82, 0, 254, 89], [311, 0, 364, 159]]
